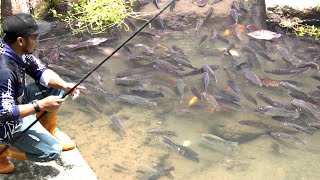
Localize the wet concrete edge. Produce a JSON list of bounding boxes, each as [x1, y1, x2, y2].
[[0, 148, 98, 180]]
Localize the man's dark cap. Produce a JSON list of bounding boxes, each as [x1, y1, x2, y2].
[[3, 13, 51, 36]]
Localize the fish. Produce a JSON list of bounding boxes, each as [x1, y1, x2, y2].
[[271, 116, 309, 127], [153, 16, 165, 30], [175, 78, 186, 98], [202, 92, 221, 111], [127, 43, 155, 54], [188, 96, 199, 107], [257, 51, 275, 62], [296, 62, 319, 70], [204, 7, 214, 23], [215, 96, 242, 111], [279, 81, 307, 96], [157, 84, 183, 104], [264, 68, 299, 75], [145, 128, 178, 136], [123, 18, 137, 32], [202, 64, 217, 83], [160, 136, 200, 162], [291, 99, 320, 120], [110, 115, 126, 135], [256, 92, 281, 108], [91, 71, 104, 86], [145, 166, 175, 180], [81, 82, 112, 96], [153, 0, 160, 9], [199, 35, 208, 45], [239, 120, 274, 131], [191, 85, 204, 103], [253, 106, 300, 118], [202, 133, 238, 147], [124, 88, 164, 98], [223, 43, 235, 55], [63, 37, 113, 51], [289, 91, 320, 105], [227, 78, 240, 93], [270, 132, 306, 145], [210, 28, 218, 40], [216, 34, 230, 44], [202, 72, 210, 93], [311, 74, 320, 81], [260, 78, 281, 87], [244, 92, 257, 105], [277, 45, 293, 65], [172, 45, 186, 56], [247, 30, 281, 40], [243, 69, 263, 87], [113, 77, 142, 86], [153, 64, 183, 78], [195, 0, 208, 7], [283, 122, 314, 135], [246, 24, 260, 33], [230, 8, 239, 24], [211, 0, 223, 4], [118, 94, 158, 107], [170, 0, 176, 11], [173, 57, 197, 69], [195, 19, 204, 35]]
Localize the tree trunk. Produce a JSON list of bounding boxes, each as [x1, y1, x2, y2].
[[1, 0, 30, 22]]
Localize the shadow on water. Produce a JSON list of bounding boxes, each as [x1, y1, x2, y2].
[[32, 0, 320, 179]]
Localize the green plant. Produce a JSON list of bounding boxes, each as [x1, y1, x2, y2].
[[51, 0, 138, 34], [289, 5, 320, 40], [294, 24, 320, 39]]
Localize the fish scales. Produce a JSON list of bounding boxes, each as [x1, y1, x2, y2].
[[113, 77, 141, 86], [243, 69, 262, 87], [264, 68, 299, 75], [146, 128, 178, 136], [202, 133, 238, 147], [118, 95, 157, 107], [256, 92, 280, 107], [254, 106, 300, 118], [270, 132, 306, 145], [202, 92, 221, 111], [261, 78, 281, 87], [283, 122, 313, 135], [202, 64, 217, 83], [110, 115, 126, 135], [191, 85, 204, 103]]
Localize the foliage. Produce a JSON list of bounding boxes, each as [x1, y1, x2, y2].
[[291, 5, 320, 39], [51, 0, 138, 34], [294, 24, 320, 39]]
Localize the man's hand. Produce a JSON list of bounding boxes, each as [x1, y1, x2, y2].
[[62, 83, 86, 100], [37, 96, 65, 112]]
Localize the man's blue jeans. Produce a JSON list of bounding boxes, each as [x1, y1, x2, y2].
[[9, 83, 64, 162]]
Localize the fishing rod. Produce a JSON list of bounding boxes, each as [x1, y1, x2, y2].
[[0, 0, 176, 156]]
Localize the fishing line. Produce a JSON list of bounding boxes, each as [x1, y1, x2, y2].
[[0, 0, 176, 156]]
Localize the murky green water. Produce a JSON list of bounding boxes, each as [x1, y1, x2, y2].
[[37, 1, 320, 179]]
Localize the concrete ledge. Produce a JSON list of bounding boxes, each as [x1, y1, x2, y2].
[[0, 148, 98, 180]]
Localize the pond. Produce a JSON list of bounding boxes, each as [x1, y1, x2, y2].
[[36, 0, 320, 179]]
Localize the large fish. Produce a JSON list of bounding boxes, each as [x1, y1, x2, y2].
[[202, 92, 221, 111], [110, 115, 126, 135], [270, 132, 306, 145], [242, 69, 263, 87], [118, 94, 158, 107], [247, 30, 281, 40], [253, 106, 300, 118], [160, 136, 200, 162]]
